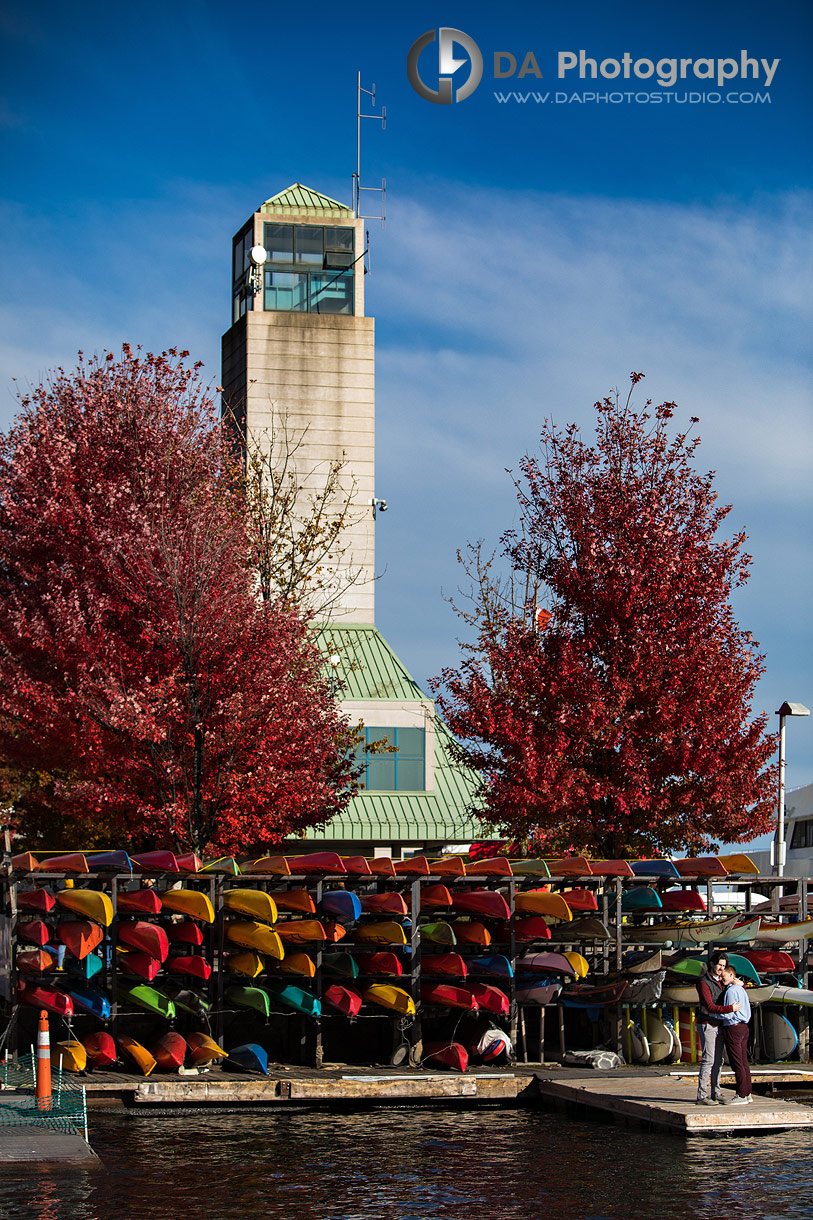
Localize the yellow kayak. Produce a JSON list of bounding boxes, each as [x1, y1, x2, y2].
[[51, 1040, 87, 1072], [363, 984, 416, 1015], [118, 1035, 157, 1077], [160, 889, 215, 923], [273, 952, 316, 977], [564, 951, 590, 979], [225, 921, 285, 960], [187, 1032, 228, 1066], [222, 889, 278, 924], [225, 951, 265, 978], [514, 891, 573, 921], [507, 859, 552, 878], [55, 888, 114, 928], [354, 922, 408, 946]]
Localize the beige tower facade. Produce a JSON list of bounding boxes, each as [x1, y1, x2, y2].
[[222, 183, 376, 623]]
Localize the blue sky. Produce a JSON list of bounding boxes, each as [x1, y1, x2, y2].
[[1, 2, 812, 832]]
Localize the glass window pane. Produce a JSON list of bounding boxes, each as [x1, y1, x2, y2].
[[325, 227, 354, 252], [263, 270, 308, 312], [396, 728, 424, 759], [295, 226, 324, 265], [310, 272, 353, 315], [264, 223, 294, 263], [396, 759, 424, 790], [367, 756, 396, 790]]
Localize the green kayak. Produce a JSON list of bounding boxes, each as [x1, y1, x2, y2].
[[322, 951, 360, 979], [226, 985, 271, 1016], [265, 981, 321, 1017], [420, 922, 457, 946], [118, 984, 176, 1020]]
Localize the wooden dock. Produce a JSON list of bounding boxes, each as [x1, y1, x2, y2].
[[533, 1067, 813, 1135]]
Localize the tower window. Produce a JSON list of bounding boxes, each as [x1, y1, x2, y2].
[[260, 222, 355, 314], [354, 727, 426, 792]]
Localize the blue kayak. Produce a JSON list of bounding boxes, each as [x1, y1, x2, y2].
[[265, 981, 321, 1017], [630, 860, 681, 878], [467, 954, 514, 979], [66, 982, 111, 1019], [66, 951, 103, 981], [227, 1043, 268, 1075], [86, 850, 134, 872], [320, 890, 362, 921]]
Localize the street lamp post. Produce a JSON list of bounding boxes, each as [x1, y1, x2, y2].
[[773, 701, 811, 877]]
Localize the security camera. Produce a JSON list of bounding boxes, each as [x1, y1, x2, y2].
[[370, 497, 388, 518]]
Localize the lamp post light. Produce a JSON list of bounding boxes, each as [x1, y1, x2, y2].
[[772, 701, 810, 877]]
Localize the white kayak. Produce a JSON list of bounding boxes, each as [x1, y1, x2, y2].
[[770, 984, 813, 1008], [622, 912, 743, 945], [661, 982, 777, 1006], [756, 918, 813, 944]]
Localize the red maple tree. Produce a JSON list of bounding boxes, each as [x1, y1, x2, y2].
[[0, 348, 356, 855], [432, 376, 776, 856]]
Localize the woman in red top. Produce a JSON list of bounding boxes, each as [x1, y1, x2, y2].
[[695, 949, 741, 1104]]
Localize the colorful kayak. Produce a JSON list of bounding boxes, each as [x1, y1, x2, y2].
[[507, 860, 552, 878], [269, 890, 316, 915], [561, 981, 628, 1006], [274, 951, 316, 978], [118, 947, 162, 980], [419, 885, 453, 910], [11, 852, 39, 872], [362, 984, 416, 1015], [630, 860, 680, 878], [117, 984, 176, 1019], [176, 853, 203, 873], [717, 853, 759, 875], [83, 1032, 117, 1068], [354, 922, 407, 946], [225, 952, 265, 978], [426, 857, 467, 877], [770, 984, 813, 1007], [57, 920, 104, 959], [621, 888, 662, 912], [167, 920, 204, 946], [560, 917, 612, 940], [118, 920, 169, 962], [226, 985, 271, 1016], [16, 948, 57, 974], [320, 891, 362, 921], [286, 853, 346, 875], [451, 890, 511, 920], [756, 918, 813, 943], [393, 857, 431, 877], [674, 857, 729, 877], [544, 858, 593, 877], [421, 953, 468, 978], [322, 984, 362, 1017], [226, 1043, 268, 1074], [513, 917, 552, 942], [564, 952, 590, 979], [518, 951, 577, 977], [117, 889, 163, 915], [265, 981, 320, 1017], [200, 857, 241, 875], [421, 983, 479, 1011], [85, 850, 134, 872], [355, 952, 403, 976], [15, 889, 55, 914], [586, 860, 636, 877], [246, 856, 291, 876], [465, 983, 509, 1016], [39, 853, 89, 873], [274, 920, 329, 945], [186, 1033, 228, 1066], [132, 851, 180, 872], [423, 1042, 468, 1071], [222, 889, 278, 924], [118, 1035, 157, 1076], [166, 954, 212, 981], [340, 856, 373, 877], [225, 921, 284, 959], [514, 891, 572, 920], [621, 913, 743, 945], [360, 893, 410, 917], [762, 1010, 799, 1061], [160, 889, 215, 923], [67, 983, 111, 1019], [51, 1040, 87, 1072], [365, 857, 397, 878], [164, 986, 210, 1017], [17, 983, 74, 1017], [419, 922, 456, 946], [719, 916, 762, 943], [67, 952, 103, 981], [468, 954, 514, 979], [465, 857, 514, 877], [515, 982, 562, 1005], [322, 951, 360, 979], [561, 889, 599, 912], [453, 921, 491, 947], [151, 1032, 187, 1071], [18, 919, 50, 947], [55, 888, 112, 922], [741, 950, 795, 974], [660, 890, 706, 913]]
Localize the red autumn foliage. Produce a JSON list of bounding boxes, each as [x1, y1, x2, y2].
[[432, 377, 776, 857], [0, 347, 356, 855]]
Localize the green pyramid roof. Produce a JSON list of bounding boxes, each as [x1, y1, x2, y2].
[[260, 183, 353, 218]]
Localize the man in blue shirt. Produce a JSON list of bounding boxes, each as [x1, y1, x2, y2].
[[719, 964, 752, 1104]]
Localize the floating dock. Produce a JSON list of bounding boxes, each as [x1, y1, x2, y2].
[[533, 1065, 813, 1135]]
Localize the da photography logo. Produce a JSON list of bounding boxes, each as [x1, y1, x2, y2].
[[407, 28, 483, 103]]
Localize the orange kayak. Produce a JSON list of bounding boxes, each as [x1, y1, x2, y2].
[[118, 1035, 157, 1076]]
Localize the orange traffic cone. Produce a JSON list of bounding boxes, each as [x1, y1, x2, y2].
[[36, 1009, 52, 1111]]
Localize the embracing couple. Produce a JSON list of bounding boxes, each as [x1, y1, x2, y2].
[[696, 949, 752, 1106]]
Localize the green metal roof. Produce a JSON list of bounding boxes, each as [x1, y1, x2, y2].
[[308, 624, 490, 844], [260, 184, 353, 219]]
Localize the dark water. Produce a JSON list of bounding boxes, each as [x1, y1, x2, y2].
[[2, 1105, 813, 1220]]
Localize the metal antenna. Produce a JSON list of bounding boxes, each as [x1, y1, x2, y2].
[[353, 71, 386, 226]]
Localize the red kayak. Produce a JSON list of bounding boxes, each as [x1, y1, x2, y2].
[[741, 949, 796, 974], [586, 860, 635, 877], [674, 857, 729, 877], [286, 853, 346, 875], [427, 858, 467, 878], [151, 1032, 187, 1071], [355, 951, 403, 976], [118, 951, 162, 981], [423, 1041, 468, 1071], [176, 853, 202, 873], [18, 983, 74, 1017], [16, 889, 55, 914], [419, 884, 453, 910], [660, 889, 706, 913], [465, 983, 509, 1016], [118, 920, 169, 962], [83, 1032, 117, 1068], [39, 853, 89, 873], [57, 920, 104, 959], [16, 948, 57, 974], [166, 954, 212, 981], [421, 983, 479, 1011], [453, 921, 492, 947], [269, 890, 316, 915], [517, 951, 577, 976], [421, 953, 468, 978], [360, 893, 410, 916], [545, 857, 593, 876], [394, 857, 431, 877], [166, 920, 204, 946], [561, 889, 599, 912], [18, 919, 50, 946], [117, 889, 163, 915], [322, 984, 363, 1017], [514, 917, 553, 942], [132, 851, 180, 873], [366, 857, 397, 878], [465, 857, 514, 877], [11, 852, 39, 872], [341, 856, 373, 876], [451, 890, 511, 921]]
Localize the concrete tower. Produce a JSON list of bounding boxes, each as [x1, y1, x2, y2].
[[222, 183, 375, 622]]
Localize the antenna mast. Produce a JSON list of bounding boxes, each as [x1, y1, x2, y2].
[[353, 71, 386, 226]]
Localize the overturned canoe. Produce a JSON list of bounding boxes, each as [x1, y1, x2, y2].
[[18, 919, 51, 947], [513, 917, 552, 943], [225, 921, 284, 959], [176, 853, 203, 873], [421, 983, 478, 1012], [515, 982, 562, 1005], [274, 920, 330, 945], [117, 889, 163, 915], [11, 852, 40, 872], [51, 1040, 87, 1073], [322, 951, 360, 979], [16, 889, 55, 914], [465, 983, 509, 1016], [226, 985, 271, 1017], [419, 885, 453, 910], [57, 919, 104, 960], [151, 1032, 187, 1072], [561, 889, 599, 912], [660, 889, 706, 913], [222, 888, 278, 924], [273, 951, 316, 978], [118, 920, 169, 962], [740, 950, 795, 973], [322, 984, 363, 1017], [468, 954, 514, 979], [268, 889, 316, 915], [225, 951, 265, 978], [39, 853, 89, 874], [16, 948, 57, 974], [166, 954, 212, 981], [423, 1041, 468, 1071], [117, 984, 176, 1019], [83, 1031, 117, 1068], [86, 850, 134, 872], [67, 983, 111, 1018], [360, 892, 410, 917], [55, 888, 114, 927], [362, 984, 416, 1015], [265, 981, 321, 1017], [354, 921, 407, 947], [286, 853, 346, 875], [451, 890, 511, 921], [340, 856, 373, 877], [355, 951, 403, 977], [187, 1032, 228, 1066], [131, 851, 180, 873], [118, 1035, 156, 1077], [419, 922, 456, 946], [200, 857, 241, 875], [517, 951, 577, 976], [18, 983, 74, 1018], [465, 857, 514, 877], [421, 953, 468, 978], [453, 921, 491, 947], [561, 981, 628, 1006], [227, 1043, 268, 1074], [514, 891, 572, 920], [160, 889, 215, 923], [167, 920, 204, 947], [320, 891, 362, 922]]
